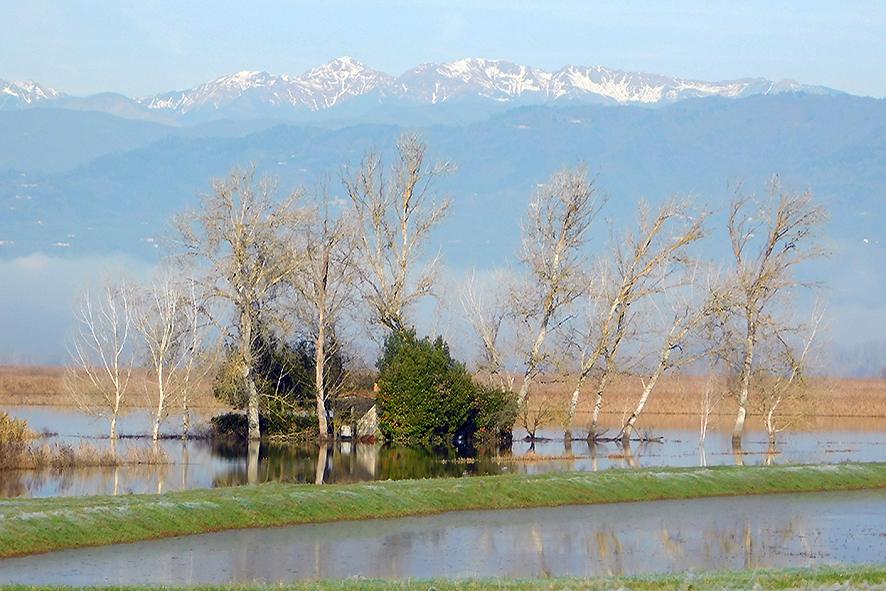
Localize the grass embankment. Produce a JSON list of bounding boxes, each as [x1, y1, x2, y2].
[[2, 462, 886, 558]]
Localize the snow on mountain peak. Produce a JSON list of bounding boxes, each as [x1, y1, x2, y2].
[[3, 57, 819, 119], [296, 57, 393, 108], [1, 79, 65, 104]]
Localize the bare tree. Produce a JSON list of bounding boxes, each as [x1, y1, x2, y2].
[[342, 133, 455, 333], [170, 167, 303, 440], [564, 197, 706, 439], [617, 263, 722, 442], [66, 276, 134, 440], [511, 165, 604, 409], [135, 269, 209, 440], [460, 271, 515, 392], [724, 178, 828, 447], [757, 302, 824, 445], [288, 190, 359, 438]]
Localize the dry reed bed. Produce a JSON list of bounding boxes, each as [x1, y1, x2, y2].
[[0, 365, 223, 409], [2, 366, 886, 418], [511, 373, 886, 419]]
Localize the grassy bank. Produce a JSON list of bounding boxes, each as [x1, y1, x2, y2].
[[3, 565, 886, 591], [2, 462, 886, 558]]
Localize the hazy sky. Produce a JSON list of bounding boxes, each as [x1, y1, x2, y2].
[[1, 1, 884, 98]]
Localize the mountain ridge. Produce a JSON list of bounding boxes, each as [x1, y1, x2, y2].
[[2, 57, 841, 123]]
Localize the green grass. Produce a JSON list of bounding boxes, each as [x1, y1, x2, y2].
[[2, 462, 886, 558], [3, 565, 886, 590]]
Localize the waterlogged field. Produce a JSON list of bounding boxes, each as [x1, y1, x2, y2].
[[2, 367, 886, 585], [2, 466, 886, 580], [2, 369, 886, 498], [3, 406, 886, 498]]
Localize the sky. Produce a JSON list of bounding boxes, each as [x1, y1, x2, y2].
[[1, 1, 885, 99]]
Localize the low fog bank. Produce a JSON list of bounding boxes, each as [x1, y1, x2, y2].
[[0, 252, 156, 365], [1, 250, 885, 377]]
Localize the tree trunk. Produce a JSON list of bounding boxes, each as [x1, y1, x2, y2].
[[516, 323, 547, 408], [565, 369, 590, 439], [621, 372, 660, 443], [588, 371, 610, 440], [246, 373, 261, 440], [153, 363, 165, 441], [181, 394, 190, 441], [315, 318, 329, 438], [241, 311, 261, 441], [621, 347, 670, 443], [732, 320, 755, 447]]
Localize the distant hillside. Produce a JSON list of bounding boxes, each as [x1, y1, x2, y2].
[[1, 92, 884, 367], [3, 92, 881, 257]]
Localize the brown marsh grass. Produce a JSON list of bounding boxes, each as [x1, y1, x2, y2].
[[506, 373, 886, 425], [0, 365, 224, 409], [2, 365, 885, 423]]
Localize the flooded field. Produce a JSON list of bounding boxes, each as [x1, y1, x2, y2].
[[2, 488, 885, 584], [2, 405, 885, 498]]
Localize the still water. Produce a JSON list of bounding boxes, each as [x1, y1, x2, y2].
[[2, 405, 886, 498], [1, 489, 884, 584]]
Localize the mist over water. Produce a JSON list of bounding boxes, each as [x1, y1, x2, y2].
[[0, 252, 157, 364]]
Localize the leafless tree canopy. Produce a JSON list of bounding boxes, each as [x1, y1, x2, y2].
[[134, 269, 209, 440], [565, 197, 709, 438], [66, 276, 134, 440], [721, 177, 829, 446], [511, 165, 604, 408], [288, 189, 360, 437], [169, 167, 304, 440], [342, 133, 455, 333]]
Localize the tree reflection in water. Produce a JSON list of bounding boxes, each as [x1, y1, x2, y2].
[[3, 406, 886, 497]]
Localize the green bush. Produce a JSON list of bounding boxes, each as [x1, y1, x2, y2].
[[210, 411, 319, 440], [376, 329, 516, 444], [213, 324, 343, 437], [472, 385, 518, 443]]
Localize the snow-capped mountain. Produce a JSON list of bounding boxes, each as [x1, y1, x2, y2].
[[135, 57, 392, 117], [1, 57, 838, 121], [389, 58, 552, 103], [0, 79, 65, 109], [134, 57, 836, 119]]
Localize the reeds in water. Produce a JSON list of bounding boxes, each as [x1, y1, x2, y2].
[[0, 411, 169, 470]]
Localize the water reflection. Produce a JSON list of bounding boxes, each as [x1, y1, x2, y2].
[[2, 489, 884, 584], [3, 405, 886, 497]]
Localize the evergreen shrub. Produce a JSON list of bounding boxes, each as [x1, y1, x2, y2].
[[376, 329, 516, 444]]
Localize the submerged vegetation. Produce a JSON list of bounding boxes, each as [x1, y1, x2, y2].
[[0, 412, 168, 471]]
